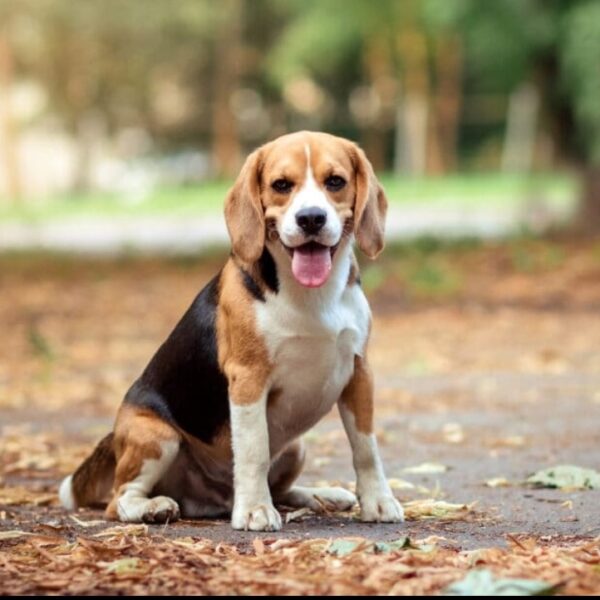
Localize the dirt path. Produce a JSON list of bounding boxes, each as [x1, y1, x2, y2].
[[2, 368, 600, 551], [1, 239, 599, 549]]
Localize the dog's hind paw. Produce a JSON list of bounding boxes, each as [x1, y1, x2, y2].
[[278, 486, 357, 512], [141, 496, 180, 524], [116, 495, 180, 524]]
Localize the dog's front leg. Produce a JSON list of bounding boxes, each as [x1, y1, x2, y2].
[[229, 377, 281, 531], [338, 355, 404, 523]]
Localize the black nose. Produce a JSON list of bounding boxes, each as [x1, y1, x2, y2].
[[296, 207, 327, 235]]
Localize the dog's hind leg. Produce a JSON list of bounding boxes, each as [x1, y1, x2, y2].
[[60, 433, 116, 510], [105, 405, 181, 524], [270, 440, 356, 513]]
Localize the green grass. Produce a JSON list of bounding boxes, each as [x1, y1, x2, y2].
[[0, 180, 230, 223], [0, 171, 579, 224], [379, 172, 578, 207]]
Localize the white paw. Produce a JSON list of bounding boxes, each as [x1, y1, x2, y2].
[[307, 487, 357, 512], [231, 503, 282, 531], [137, 496, 180, 524], [117, 494, 179, 523], [360, 494, 404, 523]]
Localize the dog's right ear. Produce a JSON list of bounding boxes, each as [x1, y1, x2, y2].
[[224, 148, 265, 264]]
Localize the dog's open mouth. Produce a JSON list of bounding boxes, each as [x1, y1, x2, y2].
[[283, 241, 337, 288]]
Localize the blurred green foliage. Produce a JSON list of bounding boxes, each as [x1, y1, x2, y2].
[[1, 0, 599, 224], [2, 0, 599, 165], [268, 0, 600, 164]]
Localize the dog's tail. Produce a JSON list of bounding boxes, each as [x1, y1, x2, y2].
[[59, 433, 116, 510]]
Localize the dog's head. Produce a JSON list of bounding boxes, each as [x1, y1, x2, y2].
[[225, 131, 387, 288]]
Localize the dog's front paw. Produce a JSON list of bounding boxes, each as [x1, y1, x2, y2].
[[140, 496, 180, 524], [231, 502, 282, 531], [360, 494, 404, 523]]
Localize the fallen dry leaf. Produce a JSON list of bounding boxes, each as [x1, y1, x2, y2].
[[403, 463, 448, 475], [485, 477, 511, 488], [388, 478, 416, 490], [93, 524, 149, 538], [0, 530, 35, 540], [442, 423, 465, 444], [69, 515, 107, 528], [403, 499, 477, 521], [285, 507, 313, 523]]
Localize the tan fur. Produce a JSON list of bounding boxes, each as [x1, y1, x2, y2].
[[340, 354, 375, 434], [348, 143, 388, 259], [224, 149, 265, 264], [180, 425, 233, 464], [216, 260, 272, 405], [269, 440, 306, 499], [70, 433, 116, 507], [106, 405, 181, 519], [263, 133, 356, 227], [228, 131, 384, 261]]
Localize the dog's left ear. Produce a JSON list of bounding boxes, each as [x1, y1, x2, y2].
[[349, 143, 388, 259], [224, 148, 265, 264]]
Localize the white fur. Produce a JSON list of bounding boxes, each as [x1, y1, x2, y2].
[[279, 145, 342, 249], [230, 393, 282, 531], [229, 230, 369, 531], [279, 486, 356, 512], [258, 239, 370, 454], [338, 404, 404, 522], [116, 440, 180, 523], [59, 474, 76, 510]]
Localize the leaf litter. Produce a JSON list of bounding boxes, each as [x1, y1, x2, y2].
[[1, 530, 598, 595]]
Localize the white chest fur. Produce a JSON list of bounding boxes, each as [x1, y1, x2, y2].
[[254, 248, 370, 454]]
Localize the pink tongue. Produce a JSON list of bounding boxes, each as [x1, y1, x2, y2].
[[292, 246, 332, 287]]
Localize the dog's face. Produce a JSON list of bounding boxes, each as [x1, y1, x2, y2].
[[225, 131, 387, 287]]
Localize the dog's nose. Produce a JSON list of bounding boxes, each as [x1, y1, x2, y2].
[[296, 207, 327, 235]]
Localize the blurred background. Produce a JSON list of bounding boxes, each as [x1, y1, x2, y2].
[[0, 0, 599, 249]]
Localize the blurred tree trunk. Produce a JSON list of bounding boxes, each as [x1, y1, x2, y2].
[[433, 34, 462, 173], [501, 83, 540, 173], [56, 23, 94, 194], [0, 25, 21, 202], [396, 27, 430, 176], [212, 0, 242, 178], [578, 166, 600, 233], [360, 38, 392, 172], [72, 113, 97, 193]]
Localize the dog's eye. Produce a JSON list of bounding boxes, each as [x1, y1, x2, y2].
[[324, 175, 346, 191], [272, 179, 294, 193]]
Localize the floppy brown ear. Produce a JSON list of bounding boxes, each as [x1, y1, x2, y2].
[[351, 144, 388, 259], [224, 148, 265, 263]]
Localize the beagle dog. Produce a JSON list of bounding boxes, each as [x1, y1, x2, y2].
[[59, 131, 403, 531]]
